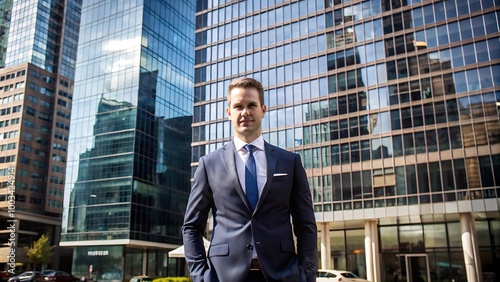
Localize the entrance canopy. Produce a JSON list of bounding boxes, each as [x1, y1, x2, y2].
[[169, 238, 210, 258]]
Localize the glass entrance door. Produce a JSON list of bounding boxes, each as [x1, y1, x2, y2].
[[397, 254, 431, 282]]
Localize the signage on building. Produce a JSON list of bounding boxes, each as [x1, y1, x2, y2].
[[87, 250, 109, 256]]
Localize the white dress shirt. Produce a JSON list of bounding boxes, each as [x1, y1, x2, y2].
[[234, 136, 267, 198]]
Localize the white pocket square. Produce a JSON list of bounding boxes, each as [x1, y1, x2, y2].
[[273, 173, 288, 177]]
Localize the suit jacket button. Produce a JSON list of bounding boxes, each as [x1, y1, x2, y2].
[[251, 218, 256, 222], [247, 244, 253, 250]]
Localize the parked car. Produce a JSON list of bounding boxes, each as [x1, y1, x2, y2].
[[7, 271, 44, 282], [316, 269, 369, 282], [39, 272, 55, 277], [42, 271, 78, 282], [1, 271, 12, 282], [129, 276, 152, 282], [100, 272, 121, 280]]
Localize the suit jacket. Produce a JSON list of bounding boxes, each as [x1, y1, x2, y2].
[[182, 141, 318, 282]]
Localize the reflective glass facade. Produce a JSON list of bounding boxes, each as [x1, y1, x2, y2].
[[0, 0, 81, 271], [0, 0, 13, 67], [194, 0, 500, 280], [3, 0, 80, 76], [62, 0, 194, 279]]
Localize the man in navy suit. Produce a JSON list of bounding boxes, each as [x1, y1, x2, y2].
[[182, 77, 318, 282]]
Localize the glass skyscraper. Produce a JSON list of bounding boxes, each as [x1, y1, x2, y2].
[[0, 0, 81, 271], [194, 0, 500, 281], [61, 0, 194, 279]]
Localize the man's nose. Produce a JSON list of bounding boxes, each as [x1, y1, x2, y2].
[[242, 108, 250, 115]]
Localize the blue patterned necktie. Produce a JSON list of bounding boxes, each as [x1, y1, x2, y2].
[[245, 144, 258, 210]]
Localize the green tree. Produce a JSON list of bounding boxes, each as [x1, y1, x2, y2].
[[24, 234, 55, 270]]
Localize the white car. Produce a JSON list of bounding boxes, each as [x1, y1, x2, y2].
[[316, 269, 369, 282]]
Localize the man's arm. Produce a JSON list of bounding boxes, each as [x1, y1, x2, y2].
[[290, 153, 318, 282], [182, 157, 213, 281]]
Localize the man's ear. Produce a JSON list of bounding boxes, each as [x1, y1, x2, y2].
[[226, 107, 231, 118], [261, 105, 267, 116]]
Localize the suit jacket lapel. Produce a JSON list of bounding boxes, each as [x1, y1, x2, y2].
[[256, 142, 277, 211], [221, 141, 253, 212]]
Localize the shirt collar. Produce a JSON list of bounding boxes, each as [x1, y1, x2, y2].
[[234, 136, 264, 152]]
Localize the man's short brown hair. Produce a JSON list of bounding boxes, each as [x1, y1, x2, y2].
[[227, 77, 265, 106]]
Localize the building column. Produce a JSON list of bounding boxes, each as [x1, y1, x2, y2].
[[364, 221, 374, 282], [371, 220, 381, 282], [142, 249, 148, 275], [319, 222, 331, 269], [460, 213, 482, 282], [51, 225, 61, 270], [364, 220, 380, 282]]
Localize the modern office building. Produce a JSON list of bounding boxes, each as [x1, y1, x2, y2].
[[0, 0, 81, 271], [193, 0, 500, 281], [60, 0, 195, 280]]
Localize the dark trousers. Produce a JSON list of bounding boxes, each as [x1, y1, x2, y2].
[[246, 270, 266, 282]]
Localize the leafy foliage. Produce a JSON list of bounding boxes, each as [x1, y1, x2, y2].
[[23, 234, 55, 268]]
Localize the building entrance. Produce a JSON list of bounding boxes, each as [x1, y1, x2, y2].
[[396, 254, 431, 282]]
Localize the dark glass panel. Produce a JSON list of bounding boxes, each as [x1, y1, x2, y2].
[[327, 53, 336, 70], [479, 156, 494, 187], [403, 133, 414, 155], [393, 12, 403, 32], [338, 95, 347, 114], [391, 109, 401, 130], [446, 99, 459, 121], [412, 105, 423, 127], [342, 172, 351, 200], [361, 140, 371, 161], [383, 15, 393, 34], [328, 75, 337, 93], [338, 72, 346, 91], [493, 155, 500, 186], [331, 145, 340, 166], [340, 119, 349, 139], [454, 159, 467, 189], [392, 135, 403, 157], [408, 56, 418, 76], [384, 38, 395, 57], [424, 103, 435, 125], [336, 51, 345, 68], [441, 160, 454, 191], [352, 171, 361, 199], [362, 170, 372, 197], [406, 164, 417, 194], [449, 126, 462, 149], [429, 162, 442, 192], [426, 129, 437, 152], [437, 127, 450, 151], [349, 117, 359, 138]]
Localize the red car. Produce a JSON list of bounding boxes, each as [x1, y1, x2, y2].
[[0, 271, 12, 282], [42, 271, 78, 282]]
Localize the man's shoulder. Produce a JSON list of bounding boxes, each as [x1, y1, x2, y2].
[[266, 142, 298, 157], [200, 142, 233, 160]]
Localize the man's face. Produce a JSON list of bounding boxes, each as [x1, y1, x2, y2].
[[226, 87, 266, 143]]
